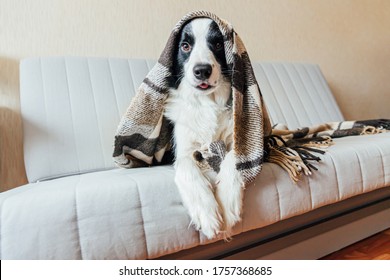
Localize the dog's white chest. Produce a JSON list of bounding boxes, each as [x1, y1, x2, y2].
[[164, 92, 232, 149]]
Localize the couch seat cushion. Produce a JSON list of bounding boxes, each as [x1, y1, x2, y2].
[[1, 133, 389, 259]]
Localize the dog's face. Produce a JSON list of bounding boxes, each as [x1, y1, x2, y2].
[[170, 18, 229, 94]]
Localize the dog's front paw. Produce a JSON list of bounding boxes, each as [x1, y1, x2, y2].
[[216, 179, 243, 234], [174, 163, 223, 240], [190, 204, 222, 239], [215, 151, 245, 236], [193, 141, 227, 174]]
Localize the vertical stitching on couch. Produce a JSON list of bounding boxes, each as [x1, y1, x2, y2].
[[74, 175, 84, 259], [39, 58, 53, 178], [303, 66, 334, 122], [269, 165, 282, 221], [271, 63, 300, 127], [352, 138, 387, 191], [349, 146, 365, 193], [259, 64, 287, 125], [291, 64, 322, 125], [299, 65, 329, 123], [372, 141, 387, 187], [281, 64, 310, 126], [268, 64, 299, 127], [107, 58, 121, 127], [305, 172, 314, 211], [327, 152, 341, 201], [127, 60, 138, 100], [134, 179, 149, 258], [63, 58, 81, 173], [86, 59, 106, 165], [106, 58, 122, 168]]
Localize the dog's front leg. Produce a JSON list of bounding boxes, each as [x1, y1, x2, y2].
[[215, 150, 244, 236], [175, 157, 223, 239]]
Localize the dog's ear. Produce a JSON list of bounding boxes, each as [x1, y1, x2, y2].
[[168, 19, 195, 89], [168, 59, 180, 89], [167, 31, 184, 89]]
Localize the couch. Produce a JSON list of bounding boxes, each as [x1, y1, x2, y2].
[[0, 57, 389, 259]]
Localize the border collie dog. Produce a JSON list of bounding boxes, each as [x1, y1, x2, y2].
[[164, 18, 244, 239]]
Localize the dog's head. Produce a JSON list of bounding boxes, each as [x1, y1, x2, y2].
[[170, 18, 230, 94]]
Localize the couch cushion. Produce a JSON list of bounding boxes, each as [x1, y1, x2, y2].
[[1, 133, 388, 259], [253, 62, 344, 128], [20, 57, 344, 183]]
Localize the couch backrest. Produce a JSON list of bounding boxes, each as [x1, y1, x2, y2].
[[254, 62, 344, 128], [20, 57, 344, 183]]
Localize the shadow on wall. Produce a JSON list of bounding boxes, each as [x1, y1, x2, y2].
[[0, 56, 28, 191]]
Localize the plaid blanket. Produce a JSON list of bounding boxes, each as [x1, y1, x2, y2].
[[113, 10, 271, 184], [113, 11, 389, 184]]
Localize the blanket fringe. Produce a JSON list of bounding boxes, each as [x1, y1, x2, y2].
[[266, 135, 331, 182], [361, 126, 387, 135], [267, 121, 389, 182]]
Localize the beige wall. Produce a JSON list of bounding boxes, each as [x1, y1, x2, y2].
[[1, 0, 389, 191]]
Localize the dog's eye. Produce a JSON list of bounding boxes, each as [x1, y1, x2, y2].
[[215, 42, 223, 51], [181, 42, 192, 52]]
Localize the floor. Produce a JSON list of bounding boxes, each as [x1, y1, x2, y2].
[[321, 228, 390, 260]]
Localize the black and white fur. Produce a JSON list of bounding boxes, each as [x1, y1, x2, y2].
[[164, 18, 244, 239]]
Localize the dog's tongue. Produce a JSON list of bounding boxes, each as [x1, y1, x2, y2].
[[199, 83, 209, 89]]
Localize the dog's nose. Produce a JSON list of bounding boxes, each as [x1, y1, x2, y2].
[[193, 64, 212, 80]]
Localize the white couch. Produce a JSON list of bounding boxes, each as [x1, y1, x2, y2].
[[1, 57, 389, 259]]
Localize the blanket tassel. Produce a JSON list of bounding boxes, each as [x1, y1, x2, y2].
[[266, 135, 329, 182]]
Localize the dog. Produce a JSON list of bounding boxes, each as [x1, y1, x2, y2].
[[164, 18, 244, 239]]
